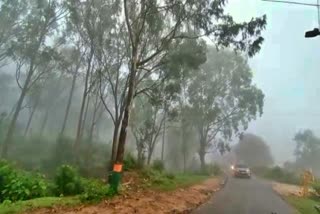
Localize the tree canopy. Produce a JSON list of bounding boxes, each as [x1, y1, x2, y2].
[[234, 133, 274, 167]]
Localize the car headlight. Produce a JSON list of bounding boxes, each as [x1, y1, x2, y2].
[[246, 169, 250, 173]]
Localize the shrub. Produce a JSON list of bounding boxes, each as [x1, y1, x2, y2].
[[141, 168, 174, 187], [123, 153, 137, 171], [312, 180, 320, 196], [0, 160, 50, 202], [203, 163, 222, 176], [54, 165, 83, 196], [165, 172, 175, 180], [210, 163, 222, 176], [255, 166, 300, 185], [80, 179, 112, 202], [152, 160, 165, 172]]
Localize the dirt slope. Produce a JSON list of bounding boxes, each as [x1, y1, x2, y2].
[[29, 177, 221, 214], [273, 182, 301, 197]]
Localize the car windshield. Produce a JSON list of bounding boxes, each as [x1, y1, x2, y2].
[[235, 164, 248, 168]]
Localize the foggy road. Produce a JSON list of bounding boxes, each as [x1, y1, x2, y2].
[[193, 176, 296, 214]]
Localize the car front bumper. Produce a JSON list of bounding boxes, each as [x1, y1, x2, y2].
[[233, 171, 251, 177]]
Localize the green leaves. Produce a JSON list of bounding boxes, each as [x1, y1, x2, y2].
[[0, 160, 50, 202], [53, 165, 83, 196]]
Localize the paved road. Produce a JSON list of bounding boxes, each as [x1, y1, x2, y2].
[[193, 176, 296, 214]]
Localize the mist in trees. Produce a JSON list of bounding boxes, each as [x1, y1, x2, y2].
[[280, 129, 320, 177], [234, 133, 274, 167], [0, 0, 267, 179]]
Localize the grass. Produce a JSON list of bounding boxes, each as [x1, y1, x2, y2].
[[286, 196, 320, 214], [0, 196, 81, 214], [252, 166, 300, 185], [150, 173, 209, 191], [0, 169, 212, 213]]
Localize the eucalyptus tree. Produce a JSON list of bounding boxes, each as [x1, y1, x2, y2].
[[1, 0, 66, 157], [66, 0, 121, 159], [187, 48, 264, 170], [131, 87, 167, 166], [57, 46, 83, 138], [114, 0, 267, 168]]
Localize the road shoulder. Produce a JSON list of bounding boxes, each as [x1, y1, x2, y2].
[[272, 182, 320, 214], [28, 177, 223, 214]]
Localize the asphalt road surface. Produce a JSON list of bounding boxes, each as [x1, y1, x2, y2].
[[193, 176, 296, 214]]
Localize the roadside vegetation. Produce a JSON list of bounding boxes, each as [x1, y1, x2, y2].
[[286, 196, 319, 214], [253, 166, 300, 185], [0, 197, 80, 214], [0, 156, 222, 214], [251, 130, 320, 214]]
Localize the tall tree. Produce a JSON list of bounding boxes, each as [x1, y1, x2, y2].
[[293, 129, 320, 174], [187, 48, 264, 170], [58, 47, 83, 137], [24, 84, 42, 136], [114, 0, 267, 169], [234, 133, 274, 167], [131, 92, 165, 166], [1, 0, 64, 157], [66, 0, 121, 160]]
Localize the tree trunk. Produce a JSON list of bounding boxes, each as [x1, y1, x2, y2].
[[199, 140, 206, 172], [74, 50, 93, 154], [74, 87, 87, 148], [24, 100, 39, 137], [88, 102, 98, 143], [136, 143, 144, 168], [147, 149, 152, 165], [161, 110, 166, 161], [109, 122, 120, 170], [87, 97, 100, 156], [84, 101, 98, 171], [2, 62, 34, 158], [39, 109, 49, 137], [81, 95, 90, 138], [59, 72, 77, 137], [115, 59, 137, 164]]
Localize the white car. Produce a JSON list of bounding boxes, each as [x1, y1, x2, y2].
[[232, 164, 251, 178]]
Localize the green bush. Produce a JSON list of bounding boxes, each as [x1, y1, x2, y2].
[[254, 166, 300, 185], [53, 165, 83, 196], [0, 161, 115, 203], [312, 180, 320, 196], [210, 163, 222, 176], [152, 160, 165, 172], [0, 160, 50, 202], [165, 172, 175, 180], [80, 179, 111, 202], [123, 153, 137, 171], [141, 168, 175, 187], [202, 163, 222, 176]]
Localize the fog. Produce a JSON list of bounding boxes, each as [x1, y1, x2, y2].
[[227, 0, 320, 164], [0, 0, 319, 177]]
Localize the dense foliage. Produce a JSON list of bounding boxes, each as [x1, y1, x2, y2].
[[312, 180, 320, 197], [53, 165, 83, 196], [0, 161, 112, 203], [0, 160, 50, 202]]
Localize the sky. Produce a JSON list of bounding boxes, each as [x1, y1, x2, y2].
[[225, 0, 320, 164]]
